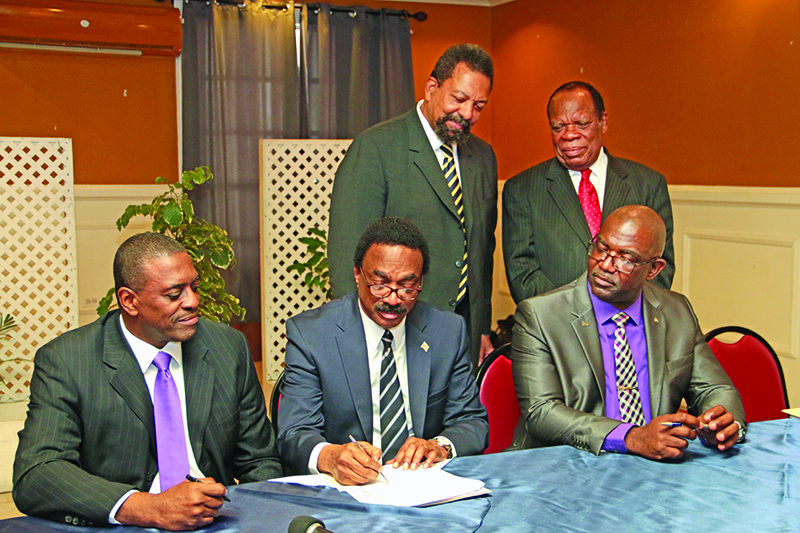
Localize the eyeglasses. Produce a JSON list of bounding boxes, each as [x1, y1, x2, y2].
[[587, 238, 659, 275], [359, 268, 423, 301]]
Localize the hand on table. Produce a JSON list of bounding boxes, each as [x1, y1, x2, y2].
[[317, 441, 383, 486], [115, 478, 226, 531], [386, 437, 448, 470], [624, 412, 703, 460], [695, 405, 741, 451]]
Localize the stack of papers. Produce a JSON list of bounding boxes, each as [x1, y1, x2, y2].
[[271, 463, 489, 507]]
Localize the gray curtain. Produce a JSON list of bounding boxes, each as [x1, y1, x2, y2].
[[182, 0, 413, 322]]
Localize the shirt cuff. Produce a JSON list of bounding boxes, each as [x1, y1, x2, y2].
[[308, 442, 331, 474], [601, 423, 635, 453], [433, 436, 457, 459], [108, 490, 137, 524]]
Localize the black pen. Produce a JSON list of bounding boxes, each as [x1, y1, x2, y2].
[[186, 474, 231, 501]]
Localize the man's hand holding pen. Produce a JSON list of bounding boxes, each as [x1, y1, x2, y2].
[[114, 477, 227, 531], [317, 440, 384, 486]]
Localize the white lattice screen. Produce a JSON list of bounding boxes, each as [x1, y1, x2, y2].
[[260, 139, 352, 380], [0, 137, 79, 402]]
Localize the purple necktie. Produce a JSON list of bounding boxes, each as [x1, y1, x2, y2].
[[153, 351, 190, 491]]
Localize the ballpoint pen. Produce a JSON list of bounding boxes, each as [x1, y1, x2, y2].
[[349, 435, 389, 484], [186, 474, 231, 501]]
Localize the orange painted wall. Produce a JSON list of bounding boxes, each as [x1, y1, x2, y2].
[[490, 0, 800, 185], [0, 0, 179, 185]]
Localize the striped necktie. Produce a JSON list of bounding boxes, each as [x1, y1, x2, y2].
[[379, 330, 409, 461], [612, 312, 646, 426], [440, 144, 468, 304]]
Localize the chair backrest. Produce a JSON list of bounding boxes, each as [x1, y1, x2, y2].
[[476, 343, 520, 454], [704, 326, 789, 422], [269, 370, 285, 435]]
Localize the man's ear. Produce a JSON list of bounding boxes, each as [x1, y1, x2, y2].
[[645, 258, 667, 282], [117, 287, 139, 316], [423, 76, 439, 101]]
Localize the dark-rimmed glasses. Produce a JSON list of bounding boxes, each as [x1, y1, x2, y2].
[[587, 238, 659, 275], [359, 268, 423, 301]]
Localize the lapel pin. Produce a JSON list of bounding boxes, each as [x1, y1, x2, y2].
[[421, 341, 429, 352], [653, 317, 659, 324], [581, 321, 590, 327]]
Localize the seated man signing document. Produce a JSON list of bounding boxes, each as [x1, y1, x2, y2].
[[511, 205, 745, 460], [278, 217, 488, 484]]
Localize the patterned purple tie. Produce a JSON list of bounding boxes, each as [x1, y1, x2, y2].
[[153, 351, 190, 491], [612, 312, 646, 426]]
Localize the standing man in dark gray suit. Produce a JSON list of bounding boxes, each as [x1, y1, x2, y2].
[[511, 206, 744, 460], [328, 44, 498, 367], [503, 81, 675, 304], [14, 233, 281, 530], [279, 218, 488, 484]]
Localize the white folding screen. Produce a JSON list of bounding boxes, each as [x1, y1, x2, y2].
[[260, 139, 351, 381], [0, 137, 78, 402]]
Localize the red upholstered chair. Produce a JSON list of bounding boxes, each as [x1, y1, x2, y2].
[[704, 326, 789, 422], [476, 343, 520, 454]]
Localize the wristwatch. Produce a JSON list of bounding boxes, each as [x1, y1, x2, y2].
[[432, 437, 453, 458]]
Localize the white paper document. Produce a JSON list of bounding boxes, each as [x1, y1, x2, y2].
[[271, 463, 489, 507]]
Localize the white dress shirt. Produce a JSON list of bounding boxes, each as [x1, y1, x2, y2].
[[568, 148, 609, 209]]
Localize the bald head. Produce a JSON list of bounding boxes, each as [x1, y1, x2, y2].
[[587, 205, 668, 309], [601, 205, 666, 259]]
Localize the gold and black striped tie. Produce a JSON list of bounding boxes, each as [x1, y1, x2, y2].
[[440, 144, 468, 304]]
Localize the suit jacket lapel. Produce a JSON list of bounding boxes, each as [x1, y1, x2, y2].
[[183, 334, 215, 462], [570, 274, 606, 402], [405, 311, 431, 438], [642, 285, 666, 416], [601, 151, 631, 216], [335, 294, 373, 440], [546, 159, 593, 243], [103, 313, 156, 455], [407, 111, 460, 221]]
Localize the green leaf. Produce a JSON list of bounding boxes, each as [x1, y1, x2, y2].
[[287, 263, 306, 273], [162, 200, 184, 227], [209, 248, 233, 269], [308, 227, 327, 239], [299, 237, 322, 248], [304, 272, 313, 286]]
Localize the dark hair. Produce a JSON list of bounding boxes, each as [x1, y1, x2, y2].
[[547, 81, 605, 121], [113, 232, 186, 294], [431, 44, 494, 90], [353, 217, 430, 276]]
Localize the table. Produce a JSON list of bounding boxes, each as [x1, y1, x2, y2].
[[2, 418, 798, 532]]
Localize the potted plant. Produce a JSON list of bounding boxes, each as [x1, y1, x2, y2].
[[96, 166, 245, 324]]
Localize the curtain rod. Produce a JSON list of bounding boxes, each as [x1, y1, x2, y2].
[[177, 0, 428, 21]]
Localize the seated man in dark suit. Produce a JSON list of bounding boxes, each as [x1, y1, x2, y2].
[[14, 232, 282, 530], [511, 205, 745, 460], [278, 217, 488, 484]]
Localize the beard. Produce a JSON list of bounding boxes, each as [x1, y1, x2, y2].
[[375, 302, 407, 315], [434, 113, 472, 145]]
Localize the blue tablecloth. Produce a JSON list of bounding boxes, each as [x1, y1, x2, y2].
[[2, 418, 798, 532]]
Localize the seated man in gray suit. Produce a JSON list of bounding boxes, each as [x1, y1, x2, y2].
[[14, 233, 281, 530], [278, 217, 488, 484], [503, 81, 675, 304], [511, 205, 745, 460]]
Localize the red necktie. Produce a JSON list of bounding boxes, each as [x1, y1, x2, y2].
[[578, 168, 601, 237]]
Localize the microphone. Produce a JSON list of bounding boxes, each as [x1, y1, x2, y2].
[[288, 515, 335, 533]]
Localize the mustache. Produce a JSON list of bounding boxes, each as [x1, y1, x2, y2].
[[375, 302, 407, 314], [434, 113, 471, 144]]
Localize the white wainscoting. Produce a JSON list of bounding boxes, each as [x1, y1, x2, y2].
[[491, 183, 800, 408]]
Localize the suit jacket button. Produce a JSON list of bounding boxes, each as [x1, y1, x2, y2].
[[64, 515, 72, 524], [449, 299, 456, 307], [455, 260, 463, 268], [146, 470, 155, 481], [72, 517, 80, 525]]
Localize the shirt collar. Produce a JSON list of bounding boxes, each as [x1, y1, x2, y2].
[[567, 147, 608, 180], [357, 299, 407, 352], [118, 314, 183, 373], [587, 279, 643, 327], [416, 100, 455, 154]]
